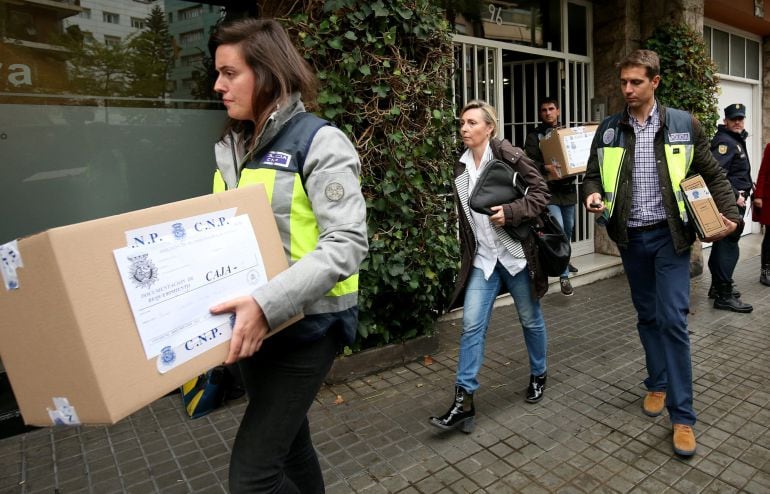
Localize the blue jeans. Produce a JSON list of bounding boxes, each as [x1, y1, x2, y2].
[[456, 264, 548, 393], [547, 204, 575, 278], [619, 227, 695, 425], [229, 331, 339, 493]]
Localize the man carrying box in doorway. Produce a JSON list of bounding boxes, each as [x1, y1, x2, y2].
[[524, 96, 578, 296]]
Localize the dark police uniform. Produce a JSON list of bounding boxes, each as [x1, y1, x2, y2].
[[711, 131, 753, 198], [707, 103, 753, 313]]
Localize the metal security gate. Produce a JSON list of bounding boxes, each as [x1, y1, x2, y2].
[[453, 36, 595, 256]]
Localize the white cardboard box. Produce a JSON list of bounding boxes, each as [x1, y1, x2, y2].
[[0, 185, 288, 426], [680, 174, 728, 239], [539, 125, 598, 180]]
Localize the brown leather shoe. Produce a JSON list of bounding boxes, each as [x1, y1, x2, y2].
[[672, 424, 696, 457], [642, 391, 666, 417]]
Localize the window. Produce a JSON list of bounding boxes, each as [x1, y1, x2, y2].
[[0, 1, 225, 248], [8, 10, 37, 40], [180, 29, 204, 45], [104, 35, 121, 47], [480, 2, 545, 47], [704, 26, 760, 81], [103, 12, 120, 24], [168, 13, 173, 23], [179, 6, 203, 20], [131, 17, 145, 29], [746, 40, 759, 80], [567, 3, 587, 55], [730, 35, 745, 78], [181, 54, 204, 67]]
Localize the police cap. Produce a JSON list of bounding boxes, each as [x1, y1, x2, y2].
[[724, 103, 746, 120]]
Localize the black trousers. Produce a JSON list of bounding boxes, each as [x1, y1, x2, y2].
[[708, 206, 744, 284], [229, 331, 338, 494]]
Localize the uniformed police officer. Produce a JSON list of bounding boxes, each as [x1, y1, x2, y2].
[[708, 103, 753, 313]]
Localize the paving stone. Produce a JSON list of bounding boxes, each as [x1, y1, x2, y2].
[[2, 255, 769, 492]]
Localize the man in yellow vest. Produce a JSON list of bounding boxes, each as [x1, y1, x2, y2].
[[582, 49, 740, 458]]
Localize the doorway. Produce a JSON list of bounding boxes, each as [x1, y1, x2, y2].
[[453, 36, 595, 256]]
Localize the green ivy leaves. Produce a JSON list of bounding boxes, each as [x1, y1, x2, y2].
[[644, 24, 720, 138], [286, 0, 459, 352]]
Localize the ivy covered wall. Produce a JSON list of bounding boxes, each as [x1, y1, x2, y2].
[[284, 0, 461, 352]]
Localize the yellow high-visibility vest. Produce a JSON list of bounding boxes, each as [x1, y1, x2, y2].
[[597, 108, 694, 222], [213, 113, 358, 298]]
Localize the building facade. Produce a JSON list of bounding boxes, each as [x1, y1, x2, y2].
[[453, 0, 770, 255]]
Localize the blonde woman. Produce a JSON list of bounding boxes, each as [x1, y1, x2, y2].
[[429, 100, 551, 433]]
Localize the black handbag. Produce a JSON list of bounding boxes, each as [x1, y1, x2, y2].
[[532, 211, 571, 277], [469, 159, 530, 240]]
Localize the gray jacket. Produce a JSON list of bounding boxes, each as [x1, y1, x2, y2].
[[214, 94, 368, 332]]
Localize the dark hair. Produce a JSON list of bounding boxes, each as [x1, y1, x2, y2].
[[538, 97, 559, 109], [211, 18, 318, 137], [618, 49, 660, 80]]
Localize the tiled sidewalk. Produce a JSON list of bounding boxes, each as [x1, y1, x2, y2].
[[1, 245, 769, 493]]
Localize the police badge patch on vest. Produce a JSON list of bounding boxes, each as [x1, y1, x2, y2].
[[718, 145, 728, 155], [325, 182, 344, 201], [261, 151, 292, 168], [602, 128, 615, 145], [668, 132, 690, 142]]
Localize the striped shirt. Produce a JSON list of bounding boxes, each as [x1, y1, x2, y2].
[[628, 104, 667, 227], [460, 145, 527, 280]]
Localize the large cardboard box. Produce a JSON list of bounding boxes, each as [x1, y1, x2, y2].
[[539, 125, 598, 180], [680, 174, 728, 239], [0, 186, 287, 426]]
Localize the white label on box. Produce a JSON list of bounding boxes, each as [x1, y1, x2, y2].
[[124, 208, 237, 248], [114, 214, 267, 359], [0, 240, 22, 290], [47, 397, 81, 426], [683, 186, 712, 201], [562, 132, 593, 170], [156, 317, 233, 373]]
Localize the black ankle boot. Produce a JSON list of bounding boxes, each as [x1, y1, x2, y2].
[[526, 372, 547, 403], [713, 281, 753, 313], [429, 386, 475, 433], [761, 265, 770, 287]]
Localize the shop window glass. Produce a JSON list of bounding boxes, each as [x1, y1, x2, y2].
[[0, 0, 228, 242]]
